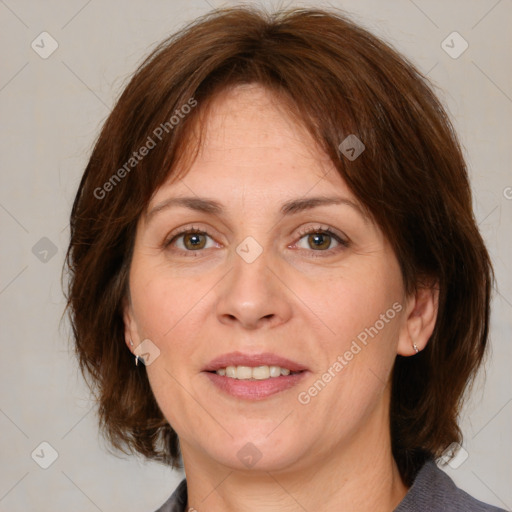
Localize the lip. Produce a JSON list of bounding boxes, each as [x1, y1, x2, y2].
[[202, 351, 308, 372], [204, 371, 309, 400], [202, 351, 309, 401]]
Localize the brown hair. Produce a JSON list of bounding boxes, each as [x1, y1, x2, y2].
[[64, 6, 493, 484]]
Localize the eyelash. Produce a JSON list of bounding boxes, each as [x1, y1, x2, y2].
[[163, 224, 350, 257]]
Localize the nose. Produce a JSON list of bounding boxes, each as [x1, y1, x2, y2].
[[215, 244, 293, 330]]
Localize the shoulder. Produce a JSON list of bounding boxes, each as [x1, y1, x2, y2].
[[155, 464, 507, 512], [154, 478, 188, 512], [394, 459, 507, 512]]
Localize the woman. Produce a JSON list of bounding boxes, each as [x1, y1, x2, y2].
[[65, 6, 504, 511]]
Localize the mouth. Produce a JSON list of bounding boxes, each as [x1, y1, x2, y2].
[[207, 365, 303, 380], [202, 352, 308, 400]]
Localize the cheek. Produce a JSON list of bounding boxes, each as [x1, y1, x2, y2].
[[129, 267, 212, 437], [129, 258, 214, 374], [291, 257, 404, 411], [130, 259, 207, 341], [292, 261, 403, 348]]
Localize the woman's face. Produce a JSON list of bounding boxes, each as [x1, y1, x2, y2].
[[124, 84, 412, 473]]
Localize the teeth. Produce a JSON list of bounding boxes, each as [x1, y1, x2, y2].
[[236, 366, 252, 379], [215, 365, 295, 380], [252, 366, 269, 380], [269, 365, 281, 378]]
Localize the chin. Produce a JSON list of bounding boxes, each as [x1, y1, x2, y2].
[[199, 429, 308, 473]]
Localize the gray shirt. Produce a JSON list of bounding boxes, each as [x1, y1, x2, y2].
[[154, 460, 506, 511]]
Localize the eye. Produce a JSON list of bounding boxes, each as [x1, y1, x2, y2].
[[164, 227, 217, 253], [293, 225, 349, 255]]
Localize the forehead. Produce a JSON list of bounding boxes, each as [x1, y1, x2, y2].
[[151, 84, 350, 202]]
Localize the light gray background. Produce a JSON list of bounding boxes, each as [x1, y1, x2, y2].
[[0, 0, 510, 510]]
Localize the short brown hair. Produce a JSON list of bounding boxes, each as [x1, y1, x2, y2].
[[64, 6, 493, 484]]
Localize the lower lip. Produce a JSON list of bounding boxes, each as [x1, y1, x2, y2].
[[204, 371, 308, 400]]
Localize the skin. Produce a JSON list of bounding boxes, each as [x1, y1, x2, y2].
[[124, 84, 438, 512]]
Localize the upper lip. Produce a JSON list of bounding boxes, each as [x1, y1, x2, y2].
[[203, 351, 308, 372]]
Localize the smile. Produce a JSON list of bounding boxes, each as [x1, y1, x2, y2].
[[214, 365, 300, 380]]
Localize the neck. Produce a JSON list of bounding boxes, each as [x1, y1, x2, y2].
[[181, 398, 408, 512]]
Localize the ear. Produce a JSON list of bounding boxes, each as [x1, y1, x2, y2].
[[397, 280, 439, 356], [122, 295, 140, 353]]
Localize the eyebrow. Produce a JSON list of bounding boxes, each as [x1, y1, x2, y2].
[[146, 195, 367, 223]]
